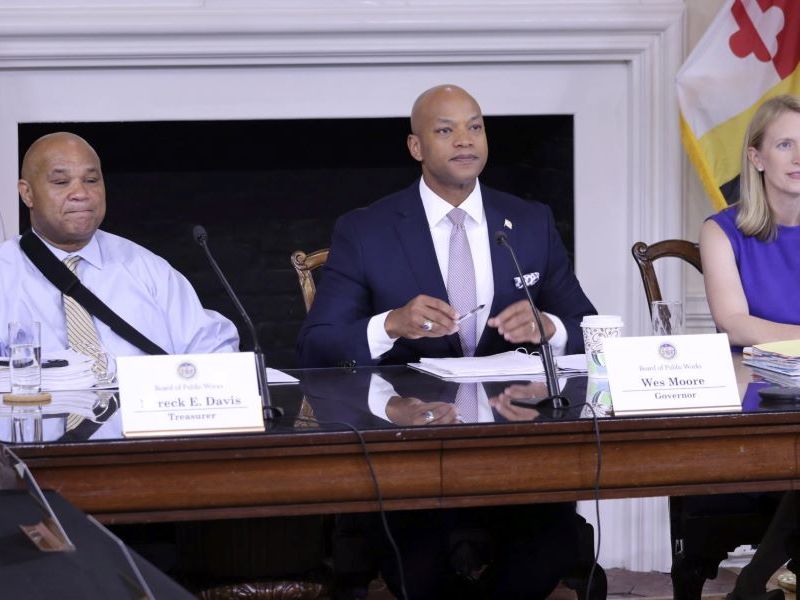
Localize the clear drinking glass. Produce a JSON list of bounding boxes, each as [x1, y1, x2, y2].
[[8, 321, 41, 395], [651, 300, 684, 336], [11, 405, 43, 443]]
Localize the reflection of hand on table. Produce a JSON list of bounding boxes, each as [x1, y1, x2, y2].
[[386, 396, 459, 426], [488, 382, 546, 421]]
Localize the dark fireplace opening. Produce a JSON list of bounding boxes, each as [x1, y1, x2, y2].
[[18, 116, 573, 368]]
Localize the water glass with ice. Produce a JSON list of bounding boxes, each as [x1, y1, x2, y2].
[[651, 300, 684, 336], [8, 321, 41, 395]]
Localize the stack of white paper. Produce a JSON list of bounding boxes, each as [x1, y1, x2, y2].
[[266, 368, 299, 385], [0, 348, 98, 392], [743, 340, 800, 376], [409, 350, 587, 380]]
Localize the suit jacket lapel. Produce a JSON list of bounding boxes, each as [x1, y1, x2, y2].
[[395, 187, 447, 299], [395, 183, 461, 356], [478, 190, 516, 351]]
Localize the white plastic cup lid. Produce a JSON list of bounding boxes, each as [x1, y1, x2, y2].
[[580, 315, 624, 328]]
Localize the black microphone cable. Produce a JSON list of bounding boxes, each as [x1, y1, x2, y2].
[[280, 399, 603, 600], [511, 380, 604, 598], [274, 412, 409, 600], [579, 400, 604, 600], [494, 228, 604, 595]]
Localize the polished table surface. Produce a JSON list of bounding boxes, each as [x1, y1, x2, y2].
[[3, 355, 800, 524]]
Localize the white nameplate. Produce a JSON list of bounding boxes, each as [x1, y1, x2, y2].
[[117, 352, 265, 437], [603, 333, 740, 415]]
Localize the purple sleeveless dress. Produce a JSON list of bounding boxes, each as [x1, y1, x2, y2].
[[709, 207, 800, 327]]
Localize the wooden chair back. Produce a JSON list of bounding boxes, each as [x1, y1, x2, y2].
[[631, 240, 702, 316], [290, 248, 330, 313], [631, 240, 774, 600]]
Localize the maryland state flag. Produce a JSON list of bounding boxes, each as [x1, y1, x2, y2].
[[677, 0, 800, 211]]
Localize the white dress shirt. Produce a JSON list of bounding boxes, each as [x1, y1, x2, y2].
[[366, 178, 567, 359], [0, 230, 239, 357]]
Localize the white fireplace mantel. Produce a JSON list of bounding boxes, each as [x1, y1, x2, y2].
[[1, 3, 684, 70], [0, 0, 686, 338]]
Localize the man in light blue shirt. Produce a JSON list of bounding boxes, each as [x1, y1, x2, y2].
[[1, 131, 238, 357]]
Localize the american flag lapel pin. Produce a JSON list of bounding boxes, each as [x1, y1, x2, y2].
[[504, 219, 513, 229]]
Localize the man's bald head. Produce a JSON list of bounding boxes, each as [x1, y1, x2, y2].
[[20, 132, 101, 182], [18, 132, 106, 252], [410, 85, 481, 135]]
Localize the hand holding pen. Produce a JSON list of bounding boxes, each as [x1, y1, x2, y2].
[[385, 296, 485, 340]]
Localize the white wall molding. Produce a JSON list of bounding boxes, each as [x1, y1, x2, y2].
[[1, 3, 683, 67]]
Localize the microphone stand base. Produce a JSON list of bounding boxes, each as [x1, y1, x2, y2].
[[511, 394, 571, 419], [511, 394, 570, 410], [254, 352, 278, 423]]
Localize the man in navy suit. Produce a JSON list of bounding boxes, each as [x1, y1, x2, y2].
[[298, 85, 597, 600], [298, 84, 595, 368]]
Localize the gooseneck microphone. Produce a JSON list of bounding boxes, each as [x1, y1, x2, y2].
[[193, 225, 272, 414], [494, 230, 569, 409]]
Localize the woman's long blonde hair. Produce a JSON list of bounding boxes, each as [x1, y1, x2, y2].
[[736, 94, 800, 240]]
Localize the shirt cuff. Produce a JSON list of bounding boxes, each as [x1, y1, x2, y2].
[[367, 311, 397, 360], [543, 312, 568, 356], [367, 373, 396, 422]]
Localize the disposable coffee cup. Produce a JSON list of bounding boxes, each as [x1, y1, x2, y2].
[[581, 377, 613, 418], [580, 315, 623, 378]]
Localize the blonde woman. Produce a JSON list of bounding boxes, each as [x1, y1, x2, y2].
[[701, 94, 800, 600], [701, 94, 800, 350]]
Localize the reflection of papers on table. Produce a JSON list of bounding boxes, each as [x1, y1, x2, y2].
[[743, 340, 800, 376], [749, 366, 800, 389], [49, 390, 103, 418], [266, 368, 299, 385], [0, 349, 97, 392], [408, 350, 587, 380], [0, 390, 100, 418]]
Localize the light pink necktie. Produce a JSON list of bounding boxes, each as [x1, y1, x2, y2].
[[446, 208, 477, 357], [455, 383, 480, 423]]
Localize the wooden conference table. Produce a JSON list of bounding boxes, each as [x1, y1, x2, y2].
[[3, 355, 799, 525]]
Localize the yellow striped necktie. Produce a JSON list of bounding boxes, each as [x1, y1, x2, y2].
[[63, 255, 108, 432], [62, 255, 106, 370]]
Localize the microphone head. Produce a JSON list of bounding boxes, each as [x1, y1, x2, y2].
[[494, 230, 509, 245], [192, 224, 208, 245]]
